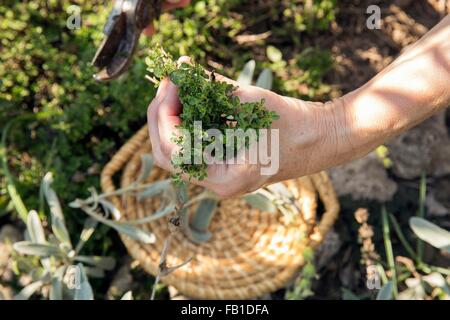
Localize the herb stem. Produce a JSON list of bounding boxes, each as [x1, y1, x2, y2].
[[381, 206, 398, 297], [416, 172, 426, 264]]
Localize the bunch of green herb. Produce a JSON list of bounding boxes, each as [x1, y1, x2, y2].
[[146, 46, 279, 181]]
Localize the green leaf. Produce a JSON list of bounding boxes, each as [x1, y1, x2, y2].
[[13, 241, 61, 257], [26, 210, 46, 244], [243, 193, 276, 213], [74, 264, 94, 300], [237, 60, 255, 85], [255, 69, 273, 90], [169, 69, 185, 86], [74, 255, 116, 271], [376, 281, 394, 300], [14, 281, 44, 300], [409, 217, 450, 251], [266, 45, 282, 63]]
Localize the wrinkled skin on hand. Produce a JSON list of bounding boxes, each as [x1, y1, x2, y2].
[[147, 62, 339, 197]]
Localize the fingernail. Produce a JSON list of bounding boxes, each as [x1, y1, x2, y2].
[[155, 78, 167, 99]]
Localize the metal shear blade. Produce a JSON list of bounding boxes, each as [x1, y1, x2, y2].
[[91, 0, 162, 82]]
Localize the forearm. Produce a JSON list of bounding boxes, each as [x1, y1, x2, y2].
[[331, 14, 450, 164]]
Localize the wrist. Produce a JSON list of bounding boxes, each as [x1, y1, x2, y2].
[[330, 92, 393, 164], [269, 96, 340, 182], [290, 96, 365, 174]]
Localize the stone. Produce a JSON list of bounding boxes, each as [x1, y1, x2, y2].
[[315, 229, 342, 270], [329, 152, 398, 201], [388, 112, 450, 179]]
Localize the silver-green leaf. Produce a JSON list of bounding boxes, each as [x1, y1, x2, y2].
[[409, 217, 450, 251], [120, 291, 133, 300], [26, 210, 46, 244], [255, 68, 273, 90], [266, 45, 282, 63], [110, 222, 156, 244], [137, 179, 171, 201], [128, 204, 176, 225], [52, 216, 72, 249], [243, 193, 276, 213], [13, 241, 61, 257], [376, 281, 394, 300], [14, 281, 44, 300], [75, 218, 98, 254], [74, 255, 116, 271], [73, 264, 94, 300], [43, 172, 72, 248], [237, 60, 255, 85], [100, 199, 122, 221], [136, 154, 154, 183], [83, 266, 105, 278], [83, 207, 156, 244], [49, 266, 65, 300]]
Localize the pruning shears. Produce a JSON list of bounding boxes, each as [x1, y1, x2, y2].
[[91, 0, 163, 82]]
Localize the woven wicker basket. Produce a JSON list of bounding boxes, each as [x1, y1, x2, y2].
[[100, 125, 339, 299]]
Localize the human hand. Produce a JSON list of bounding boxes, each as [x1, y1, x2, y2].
[[143, 0, 191, 36], [148, 15, 450, 198], [147, 57, 342, 197]]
